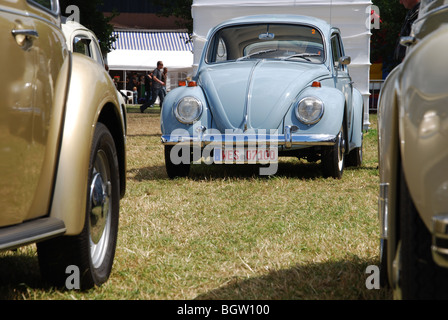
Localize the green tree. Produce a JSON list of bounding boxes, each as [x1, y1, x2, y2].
[[149, 0, 193, 34], [371, 0, 407, 73], [59, 0, 118, 54]]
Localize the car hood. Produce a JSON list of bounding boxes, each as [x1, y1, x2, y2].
[[198, 60, 329, 132]]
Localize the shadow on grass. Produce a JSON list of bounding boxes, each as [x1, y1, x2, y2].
[[0, 250, 392, 300], [130, 160, 375, 182], [0, 250, 47, 299], [195, 256, 392, 300]]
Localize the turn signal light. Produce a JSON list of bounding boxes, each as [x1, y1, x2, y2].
[[311, 81, 321, 88], [179, 81, 187, 87], [188, 81, 197, 87]]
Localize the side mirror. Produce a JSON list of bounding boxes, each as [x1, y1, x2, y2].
[[400, 36, 417, 47], [339, 56, 351, 66]]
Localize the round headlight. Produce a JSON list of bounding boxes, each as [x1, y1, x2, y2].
[[175, 96, 203, 124], [295, 97, 324, 125]]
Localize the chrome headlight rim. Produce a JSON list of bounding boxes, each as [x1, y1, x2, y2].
[[295, 96, 325, 125], [174, 96, 203, 124]]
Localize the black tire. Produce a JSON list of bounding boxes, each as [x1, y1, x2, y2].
[[346, 109, 363, 167], [397, 167, 448, 299], [37, 123, 120, 290], [346, 138, 363, 167], [379, 238, 389, 288], [164, 145, 190, 179], [322, 127, 345, 179]]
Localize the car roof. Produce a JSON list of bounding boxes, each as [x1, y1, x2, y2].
[[61, 19, 90, 34]]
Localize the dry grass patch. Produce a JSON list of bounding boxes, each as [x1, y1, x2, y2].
[[0, 108, 391, 300]]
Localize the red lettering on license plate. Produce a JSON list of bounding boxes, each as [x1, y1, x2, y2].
[[214, 148, 278, 163]]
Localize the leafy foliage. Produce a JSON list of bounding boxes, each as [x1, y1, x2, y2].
[[59, 0, 118, 54], [371, 0, 407, 72], [149, 0, 193, 34]]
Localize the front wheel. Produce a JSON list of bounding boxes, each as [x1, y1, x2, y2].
[[37, 123, 120, 289], [322, 127, 345, 179]]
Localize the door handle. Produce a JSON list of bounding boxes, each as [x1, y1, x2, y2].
[[11, 29, 39, 49]]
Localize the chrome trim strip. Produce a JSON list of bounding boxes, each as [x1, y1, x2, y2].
[[0, 217, 66, 251], [161, 133, 336, 147], [285, 126, 292, 148], [243, 60, 261, 131], [379, 183, 389, 239]]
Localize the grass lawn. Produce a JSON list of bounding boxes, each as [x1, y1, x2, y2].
[[0, 105, 392, 300]]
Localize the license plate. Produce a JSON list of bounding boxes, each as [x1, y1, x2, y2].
[[213, 147, 278, 164]]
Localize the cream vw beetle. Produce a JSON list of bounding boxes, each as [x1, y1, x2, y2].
[[378, 0, 448, 299], [0, 0, 126, 289]]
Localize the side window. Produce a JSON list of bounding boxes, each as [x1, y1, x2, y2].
[[331, 34, 344, 71], [73, 36, 92, 57], [29, 0, 58, 13]]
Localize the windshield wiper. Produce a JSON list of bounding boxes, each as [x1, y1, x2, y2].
[[237, 49, 278, 61], [281, 53, 321, 62]]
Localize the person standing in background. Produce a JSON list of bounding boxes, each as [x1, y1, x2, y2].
[[140, 61, 165, 113], [162, 67, 168, 97]]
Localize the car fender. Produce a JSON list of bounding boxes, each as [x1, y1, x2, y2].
[[377, 65, 401, 286], [350, 87, 364, 149], [399, 25, 448, 232], [50, 53, 124, 235]]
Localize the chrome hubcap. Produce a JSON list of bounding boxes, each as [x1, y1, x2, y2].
[[89, 150, 111, 268]]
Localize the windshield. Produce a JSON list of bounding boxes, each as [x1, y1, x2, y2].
[[206, 23, 325, 64]]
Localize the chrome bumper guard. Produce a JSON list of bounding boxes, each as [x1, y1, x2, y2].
[[161, 132, 337, 148]]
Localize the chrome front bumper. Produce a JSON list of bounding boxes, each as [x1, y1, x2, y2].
[[161, 132, 337, 148]]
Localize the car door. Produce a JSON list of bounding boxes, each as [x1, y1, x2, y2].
[[331, 31, 353, 131], [0, 0, 68, 227]]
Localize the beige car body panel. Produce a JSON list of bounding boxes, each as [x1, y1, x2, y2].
[[62, 20, 105, 67], [377, 66, 400, 282], [399, 25, 448, 230], [51, 53, 124, 235], [378, 1, 448, 277], [0, 1, 68, 226], [0, 1, 126, 236]]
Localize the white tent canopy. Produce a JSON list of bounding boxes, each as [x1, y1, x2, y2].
[[191, 0, 373, 128], [107, 30, 194, 72], [108, 50, 193, 72]]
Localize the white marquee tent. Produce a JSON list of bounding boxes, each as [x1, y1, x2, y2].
[[191, 0, 373, 128], [107, 30, 194, 72]]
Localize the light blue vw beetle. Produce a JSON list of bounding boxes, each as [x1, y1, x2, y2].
[[161, 15, 364, 178]]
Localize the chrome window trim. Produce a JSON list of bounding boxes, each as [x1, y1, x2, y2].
[[28, 0, 60, 16]]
